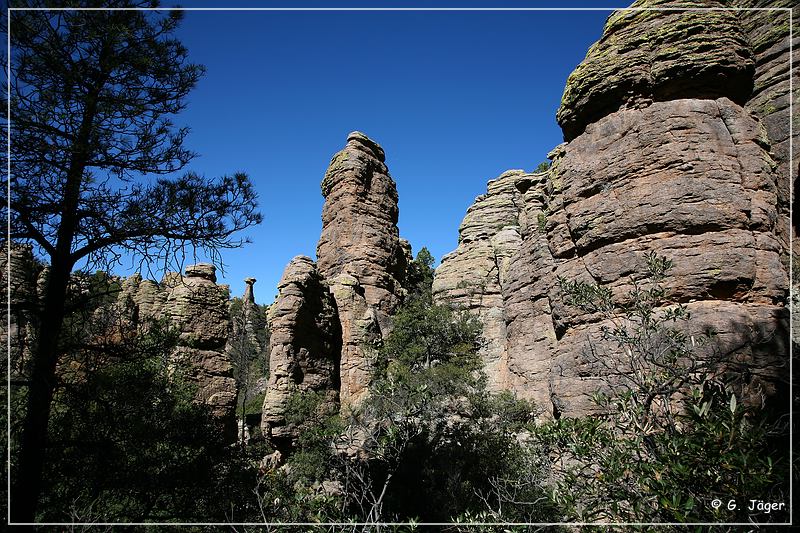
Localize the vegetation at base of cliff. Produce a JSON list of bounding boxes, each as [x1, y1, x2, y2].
[[229, 295, 270, 441], [545, 252, 790, 527], [30, 316, 258, 522], [404, 246, 436, 302], [249, 249, 558, 526]]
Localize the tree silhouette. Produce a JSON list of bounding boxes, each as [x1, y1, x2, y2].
[[5, 1, 262, 521]]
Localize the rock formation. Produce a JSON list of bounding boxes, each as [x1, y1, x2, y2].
[[737, 0, 798, 262], [262, 131, 410, 447], [436, 0, 792, 418], [316, 131, 409, 407], [261, 257, 341, 451], [432, 170, 528, 390], [230, 276, 268, 362], [2, 244, 45, 375], [121, 263, 238, 437]]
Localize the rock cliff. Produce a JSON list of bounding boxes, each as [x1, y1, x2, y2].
[[2, 244, 45, 375], [435, 0, 793, 417]]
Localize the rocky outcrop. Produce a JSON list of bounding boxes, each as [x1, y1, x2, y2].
[[316, 131, 409, 407], [261, 257, 341, 451], [738, 0, 798, 261], [235, 277, 268, 356], [505, 97, 787, 415], [436, 1, 791, 419], [2, 244, 45, 375], [121, 263, 238, 437], [557, 0, 754, 142], [432, 170, 528, 389], [260, 132, 410, 452]]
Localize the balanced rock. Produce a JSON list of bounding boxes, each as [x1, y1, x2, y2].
[[557, 0, 753, 141]]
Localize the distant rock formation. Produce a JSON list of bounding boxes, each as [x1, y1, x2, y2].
[[262, 132, 410, 448], [230, 276, 268, 362], [432, 170, 528, 390], [121, 263, 238, 438], [435, 0, 793, 418], [2, 244, 45, 375]]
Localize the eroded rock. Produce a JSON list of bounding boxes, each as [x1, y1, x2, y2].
[[432, 170, 529, 389], [261, 256, 341, 451], [316, 131, 408, 407], [557, 0, 754, 141], [121, 263, 238, 438], [436, 2, 790, 420]]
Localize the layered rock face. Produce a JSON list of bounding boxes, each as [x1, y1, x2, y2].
[[316, 131, 409, 407], [261, 257, 341, 450], [737, 0, 799, 261], [436, 0, 791, 417], [556, 0, 754, 142], [121, 263, 238, 437], [432, 170, 528, 390]]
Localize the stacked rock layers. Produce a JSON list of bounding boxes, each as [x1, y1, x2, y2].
[[435, 0, 792, 417]]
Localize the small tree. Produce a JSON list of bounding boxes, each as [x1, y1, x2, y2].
[[6, 1, 262, 520], [542, 252, 790, 526], [404, 247, 435, 302], [228, 297, 269, 446]]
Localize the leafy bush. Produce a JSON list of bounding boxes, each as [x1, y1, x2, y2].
[[539, 252, 790, 527], [39, 319, 257, 522]]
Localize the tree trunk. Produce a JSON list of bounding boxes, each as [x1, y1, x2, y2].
[[11, 259, 71, 522], [11, 82, 94, 521]]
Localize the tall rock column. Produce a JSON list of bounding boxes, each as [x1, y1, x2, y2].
[[738, 0, 798, 256], [316, 131, 408, 408]]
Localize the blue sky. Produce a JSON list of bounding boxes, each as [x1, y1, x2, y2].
[[142, 1, 612, 303]]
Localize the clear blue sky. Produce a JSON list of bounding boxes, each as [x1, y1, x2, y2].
[[148, 1, 611, 303]]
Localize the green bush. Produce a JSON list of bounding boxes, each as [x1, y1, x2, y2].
[[39, 319, 257, 522], [337, 287, 555, 524], [540, 252, 790, 527]]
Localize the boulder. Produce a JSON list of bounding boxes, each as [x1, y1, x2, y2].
[[557, 0, 753, 141]]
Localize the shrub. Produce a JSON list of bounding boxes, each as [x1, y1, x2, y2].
[[540, 252, 790, 527]]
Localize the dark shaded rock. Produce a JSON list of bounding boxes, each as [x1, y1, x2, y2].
[[260, 256, 341, 451]]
